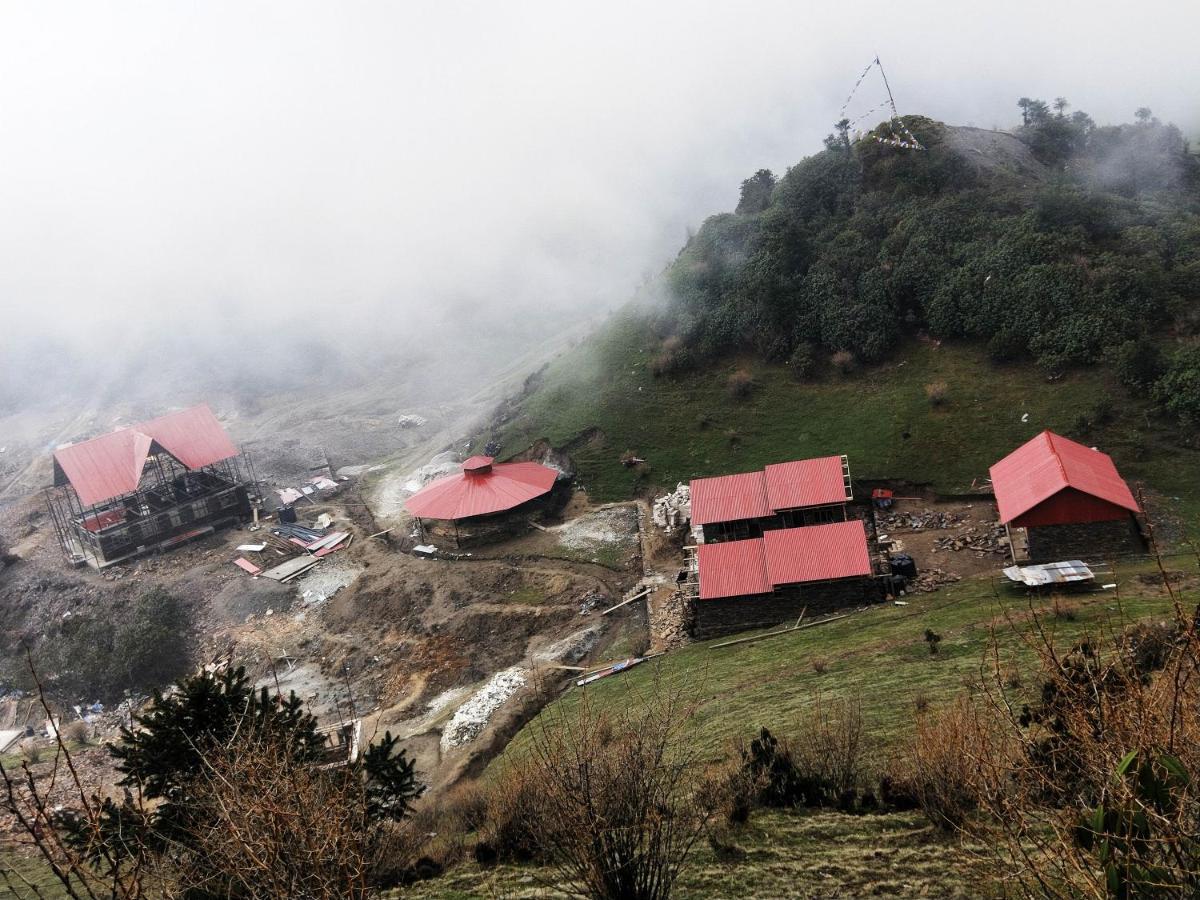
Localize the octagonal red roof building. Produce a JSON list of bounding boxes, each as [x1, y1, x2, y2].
[[404, 457, 559, 521]]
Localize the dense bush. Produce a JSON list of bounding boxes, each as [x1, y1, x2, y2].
[[34, 586, 195, 703], [660, 101, 1199, 422]]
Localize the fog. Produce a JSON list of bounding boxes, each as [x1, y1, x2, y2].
[[1, 0, 1198, 407]]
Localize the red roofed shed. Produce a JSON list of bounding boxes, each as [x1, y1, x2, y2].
[[990, 431, 1143, 563]]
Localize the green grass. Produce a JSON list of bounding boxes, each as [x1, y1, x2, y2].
[[489, 312, 1200, 543], [401, 808, 991, 899], [499, 560, 1193, 767]]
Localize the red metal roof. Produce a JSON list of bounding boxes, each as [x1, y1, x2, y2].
[[990, 431, 1139, 525], [52, 404, 238, 509], [691, 456, 849, 526], [764, 456, 848, 510], [697, 539, 770, 600], [763, 520, 872, 586], [697, 520, 871, 600], [138, 406, 240, 471], [404, 459, 558, 521], [690, 471, 771, 526]]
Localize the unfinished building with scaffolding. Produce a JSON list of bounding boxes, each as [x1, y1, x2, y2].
[[45, 405, 255, 568]]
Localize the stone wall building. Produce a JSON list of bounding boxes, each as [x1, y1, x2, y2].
[[990, 431, 1144, 564], [690, 519, 879, 640]]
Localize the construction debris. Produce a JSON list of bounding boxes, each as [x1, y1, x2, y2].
[[651, 483, 691, 533], [1003, 560, 1095, 587], [440, 666, 528, 751], [259, 555, 320, 582], [233, 557, 262, 576], [575, 654, 660, 687], [908, 568, 962, 592]]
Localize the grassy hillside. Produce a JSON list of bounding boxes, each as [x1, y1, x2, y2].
[[501, 559, 1189, 766], [488, 311, 1200, 541]]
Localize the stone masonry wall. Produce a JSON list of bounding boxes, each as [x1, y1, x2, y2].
[[692, 577, 878, 641], [1026, 516, 1144, 563]]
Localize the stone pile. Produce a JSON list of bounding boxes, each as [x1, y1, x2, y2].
[[649, 588, 693, 650], [909, 568, 963, 593], [931, 524, 1009, 555], [880, 508, 968, 531], [651, 483, 691, 534]]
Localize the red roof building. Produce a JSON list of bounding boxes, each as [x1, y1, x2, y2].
[[46, 405, 251, 568], [53, 405, 239, 508], [990, 431, 1139, 527], [690, 455, 852, 541], [989, 431, 1143, 563], [404, 456, 558, 521], [696, 520, 872, 600]]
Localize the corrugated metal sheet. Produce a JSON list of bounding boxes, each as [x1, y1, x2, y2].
[[690, 471, 771, 526], [52, 429, 155, 509], [763, 520, 872, 585], [697, 520, 871, 600], [52, 404, 239, 509], [139, 405, 239, 470], [404, 461, 558, 520], [764, 456, 847, 510], [691, 456, 849, 526], [697, 538, 770, 600], [990, 431, 1139, 525]]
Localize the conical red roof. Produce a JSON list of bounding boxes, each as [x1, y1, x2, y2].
[[404, 458, 558, 520]]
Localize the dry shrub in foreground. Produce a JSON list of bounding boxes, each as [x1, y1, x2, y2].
[[924, 380, 949, 406], [174, 733, 409, 899], [499, 682, 713, 900], [902, 695, 1004, 831], [974, 555, 1200, 898]]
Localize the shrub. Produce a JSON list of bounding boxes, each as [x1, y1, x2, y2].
[[19, 739, 42, 765], [924, 380, 949, 406], [499, 685, 712, 900], [811, 658, 829, 675], [924, 629, 942, 655], [1114, 337, 1164, 388], [474, 768, 549, 866], [907, 697, 988, 831], [788, 342, 818, 380], [792, 698, 866, 804], [62, 721, 89, 745], [727, 368, 756, 399], [830, 350, 857, 376]]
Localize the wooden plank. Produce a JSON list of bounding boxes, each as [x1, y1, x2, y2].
[[260, 555, 321, 581], [598, 587, 651, 616], [709, 610, 857, 650]]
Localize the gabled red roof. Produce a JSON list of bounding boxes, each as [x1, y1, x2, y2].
[[691, 455, 849, 526], [764, 456, 848, 510], [763, 520, 871, 586], [404, 459, 558, 521], [697, 539, 770, 600], [690, 471, 771, 526], [52, 405, 238, 508], [697, 520, 871, 600], [990, 431, 1139, 525]]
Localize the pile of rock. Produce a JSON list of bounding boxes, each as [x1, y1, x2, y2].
[[880, 508, 969, 531], [909, 568, 963, 593], [648, 587, 692, 650], [651, 483, 691, 534], [931, 524, 1009, 555]]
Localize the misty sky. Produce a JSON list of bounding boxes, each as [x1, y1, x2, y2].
[[1, 1, 1197, 366]]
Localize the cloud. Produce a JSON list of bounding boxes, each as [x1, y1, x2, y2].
[[0, 0, 1196, 387]]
